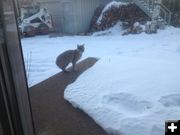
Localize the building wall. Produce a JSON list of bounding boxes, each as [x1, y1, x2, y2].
[[34, 0, 111, 34], [75, 0, 110, 33], [18, 0, 33, 6]]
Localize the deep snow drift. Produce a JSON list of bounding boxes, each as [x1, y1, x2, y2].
[[22, 25, 180, 135]]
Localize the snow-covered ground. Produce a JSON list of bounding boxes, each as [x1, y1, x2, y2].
[[65, 56, 180, 135], [21, 25, 180, 135]]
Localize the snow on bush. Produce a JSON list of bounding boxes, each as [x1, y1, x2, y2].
[[96, 1, 128, 24]]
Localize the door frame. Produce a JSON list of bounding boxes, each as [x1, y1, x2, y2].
[[0, 0, 35, 135]]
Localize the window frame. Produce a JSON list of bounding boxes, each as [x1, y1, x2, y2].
[[0, 0, 35, 135]]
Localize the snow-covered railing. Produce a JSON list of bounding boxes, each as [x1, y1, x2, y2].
[[156, 3, 172, 25], [132, 0, 172, 25], [133, 0, 155, 18]]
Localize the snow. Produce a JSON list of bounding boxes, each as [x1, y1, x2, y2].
[[96, 1, 128, 24], [21, 25, 180, 135], [64, 56, 180, 135], [92, 21, 123, 36]]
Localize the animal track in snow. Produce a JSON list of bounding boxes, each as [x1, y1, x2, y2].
[[159, 94, 180, 107], [102, 93, 152, 113]]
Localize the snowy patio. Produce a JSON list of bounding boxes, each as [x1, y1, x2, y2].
[[21, 25, 180, 135]]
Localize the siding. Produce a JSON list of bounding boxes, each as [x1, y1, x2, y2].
[[37, 0, 76, 33], [34, 0, 111, 34], [75, 0, 111, 33]]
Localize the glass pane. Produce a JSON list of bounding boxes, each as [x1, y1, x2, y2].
[[16, 0, 180, 135]]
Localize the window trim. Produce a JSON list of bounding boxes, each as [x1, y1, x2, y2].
[[0, 0, 36, 135]]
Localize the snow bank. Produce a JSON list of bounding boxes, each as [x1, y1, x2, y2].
[[64, 56, 180, 135], [97, 1, 128, 24], [92, 21, 123, 36]]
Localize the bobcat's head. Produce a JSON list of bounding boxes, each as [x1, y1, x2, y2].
[[77, 44, 85, 52]]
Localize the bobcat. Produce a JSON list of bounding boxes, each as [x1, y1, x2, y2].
[[56, 44, 85, 72]]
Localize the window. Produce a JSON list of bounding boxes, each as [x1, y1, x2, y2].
[[30, 17, 42, 23]]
